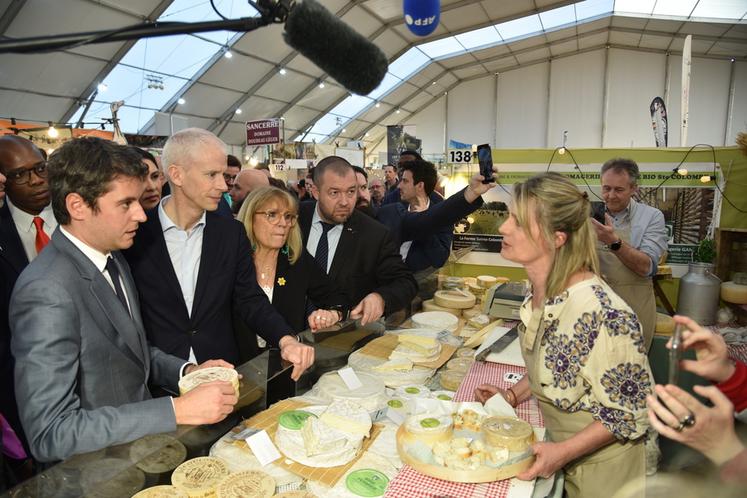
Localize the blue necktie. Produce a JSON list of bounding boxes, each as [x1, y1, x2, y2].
[[314, 221, 336, 274]]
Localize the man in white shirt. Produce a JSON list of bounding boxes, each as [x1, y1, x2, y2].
[[10, 137, 237, 462]]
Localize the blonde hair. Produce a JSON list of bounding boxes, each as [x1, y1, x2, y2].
[[237, 186, 303, 264], [512, 172, 599, 299]]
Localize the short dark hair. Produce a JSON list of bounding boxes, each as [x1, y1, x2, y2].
[[400, 150, 423, 161], [383, 164, 396, 171], [130, 146, 157, 166], [268, 176, 287, 191], [352, 165, 368, 180], [49, 137, 148, 225], [400, 159, 437, 195], [227, 154, 242, 168], [313, 156, 353, 186], [601, 158, 640, 185], [298, 178, 306, 189]]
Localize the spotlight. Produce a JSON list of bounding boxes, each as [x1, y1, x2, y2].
[[395, 108, 401, 114], [177, 98, 186, 105], [224, 50, 233, 59], [279, 67, 287, 75], [375, 102, 381, 108], [47, 123, 59, 138], [558, 147, 566, 155], [97, 83, 108, 92], [235, 108, 242, 115], [318, 82, 325, 89], [700, 175, 711, 183], [677, 167, 688, 176]]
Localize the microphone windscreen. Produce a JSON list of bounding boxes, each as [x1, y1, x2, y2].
[[403, 0, 440, 36], [284, 0, 388, 95]]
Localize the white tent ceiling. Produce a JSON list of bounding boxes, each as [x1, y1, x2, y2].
[[0, 0, 745, 149]]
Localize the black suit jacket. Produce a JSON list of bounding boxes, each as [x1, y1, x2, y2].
[[123, 209, 294, 364], [0, 202, 30, 451], [299, 204, 416, 316]]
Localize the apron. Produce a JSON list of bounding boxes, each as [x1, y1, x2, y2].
[[598, 221, 656, 352], [521, 307, 645, 498]]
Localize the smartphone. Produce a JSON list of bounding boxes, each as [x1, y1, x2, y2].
[[668, 324, 684, 386], [590, 201, 606, 224], [476, 144, 495, 184]]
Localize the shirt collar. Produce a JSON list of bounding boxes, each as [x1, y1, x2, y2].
[[158, 195, 206, 234], [59, 225, 110, 273], [6, 197, 54, 232]]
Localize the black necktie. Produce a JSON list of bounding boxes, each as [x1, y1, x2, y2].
[[105, 256, 129, 313], [314, 222, 336, 274]]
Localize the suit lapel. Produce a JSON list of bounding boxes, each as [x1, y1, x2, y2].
[[272, 252, 290, 307], [300, 202, 314, 244], [0, 203, 30, 274], [191, 215, 214, 319], [114, 251, 148, 362], [142, 212, 188, 313], [328, 215, 357, 281]]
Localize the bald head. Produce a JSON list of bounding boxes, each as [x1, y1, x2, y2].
[[230, 169, 268, 205], [0, 135, 50, 214]]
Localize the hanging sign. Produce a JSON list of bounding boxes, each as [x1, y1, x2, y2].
[[246, 118, 281, 145]]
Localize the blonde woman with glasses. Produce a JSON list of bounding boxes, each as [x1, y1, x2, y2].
[[474, 172, 652, 497], [237, 186, 349, 339]]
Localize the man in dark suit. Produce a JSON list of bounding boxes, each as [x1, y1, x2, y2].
[[10, 137, 237, 463], [300, 157, 417, 325], [124, 128, 313, 380]]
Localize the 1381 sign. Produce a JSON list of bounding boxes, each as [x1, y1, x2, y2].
[[448, 149, 473, 164]]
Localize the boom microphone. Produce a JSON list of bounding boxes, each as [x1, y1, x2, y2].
[[283, 0, 388, 95], [403, 0, 440, 37]]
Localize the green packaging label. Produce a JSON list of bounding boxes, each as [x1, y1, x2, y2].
[[404, 387, 420, 394], [346, 469, 389, 497], [387, 399, 403, 409], [278, 410, 315, 430], [436, 394, 452, 401], [419, 417, 440, 428]]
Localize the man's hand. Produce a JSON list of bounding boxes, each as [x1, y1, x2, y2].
[[279, 335, 315, 381], [184, 359, 235, 376], [308, 309, 341, 332], [173, 381, 237, 425], [350, 292, 385, 326], [591, 214, 619, 245], [464, 167, 498, 203], [516, 441, 571, 480]]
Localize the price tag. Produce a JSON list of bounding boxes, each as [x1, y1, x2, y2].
[[447, 148, 474, 164], [337, 366, 363, 390], [245, 430, 281, 466]]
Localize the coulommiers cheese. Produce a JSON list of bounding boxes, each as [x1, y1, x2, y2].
[[178, 367, 239, 396], [215, 470, 275, 498], [171, 457, 229, 498], [133, 486, 188, 498], [482, 416, 534, 452], [433, 289, 477, 310]]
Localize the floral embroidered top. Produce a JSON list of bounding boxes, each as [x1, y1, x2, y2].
[[519, 275, 652, 441]]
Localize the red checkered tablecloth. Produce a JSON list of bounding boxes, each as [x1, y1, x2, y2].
[[385, 362, 544, 498]]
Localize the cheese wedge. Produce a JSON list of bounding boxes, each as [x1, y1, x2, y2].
[[398, 334, 438, 348], [372, 357, 414, 372], [320, 413, 372, 438]]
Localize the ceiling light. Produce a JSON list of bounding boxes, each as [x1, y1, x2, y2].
[[244, 155, 250, 161], [558, 147, 566, 155], [677, 167, 688, 176], [235, 108, 242, 115], [224, 50, 233, 59], [431, 81, 436, 85], [177, 98, 186, 105], [249, 156, 259, 166], [700, 175, 711, 183], [730, 58, 735, 62], [97, 83, 108, 92], [365, 132, 370, 137], [375, 102, 380, 108], [395, 108, 400, 114], [47, 123, 59, 138], [342, 128, 346, 133], [279, 67, 287, 75], [280, 116, 285, 121], [318, 82, 325, 89]]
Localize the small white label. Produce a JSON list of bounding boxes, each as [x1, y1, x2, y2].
[[337, 367, 363, 390], [386, 407, 406, 425], [246, 430, 281, 466]]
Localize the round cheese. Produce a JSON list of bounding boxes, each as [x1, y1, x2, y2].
[[81, 457, 145, 498], [439, 370, 465, 391], [133, 486, 189, 498], [433, 290, 477, 310], [405, 414, 453, 446], [721, 281, 747, 304], [482, 416, 534, 452], [431, 390, 456, 401], [445, 357, 473, 374], [215, 470, 275, 498], [130, 434, 187, 474], [395, 384, 431, 399], [314, 371, 386, 413], [442, 276, 465, 290], [178, 367, 239, 396], [411, 311, 459, 332], [476, 275, 498, 288], [422, 299, 461, 317], [655, 312, 675, 335], [171, 457, 230, 498], [274, 492, 317, 498], [461, 305, 483, 320]]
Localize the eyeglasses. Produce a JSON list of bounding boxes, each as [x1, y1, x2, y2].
[[6, 162, 48, 185], [255, 210, 298, 226]]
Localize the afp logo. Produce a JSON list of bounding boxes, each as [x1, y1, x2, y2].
[[403, 0, 440, 37]]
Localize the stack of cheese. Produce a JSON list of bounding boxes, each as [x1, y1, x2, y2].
[[178, 367, 240, 397], [276, 400, 372, 468], [411, 311, 459, 332], [373, 334, 442, 373], [170, 456, 230, 498], [313, 371, 386, 414]]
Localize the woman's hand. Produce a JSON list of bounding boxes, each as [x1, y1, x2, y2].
[[474, 383, 514, 405], [670, 315, 735, 383], [647, 384, 744, 465], [308, 309, 341, 332], [516, 441, 572, 480]]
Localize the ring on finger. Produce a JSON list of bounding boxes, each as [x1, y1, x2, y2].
[[674, 421, 686, 432], [680, 413, 696, 427]]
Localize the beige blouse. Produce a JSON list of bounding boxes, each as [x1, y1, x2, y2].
[[519, 275, 652, 441]]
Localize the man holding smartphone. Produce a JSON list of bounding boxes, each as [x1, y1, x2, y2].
[[592, 158, 667, 353]]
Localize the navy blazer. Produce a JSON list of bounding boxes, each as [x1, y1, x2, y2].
[[123, 209, 294, 364]]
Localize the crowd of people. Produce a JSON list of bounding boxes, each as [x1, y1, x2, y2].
[[0, 129, 744, 494]]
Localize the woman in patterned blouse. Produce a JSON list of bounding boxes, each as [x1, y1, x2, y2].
[[475, 172, 652, 497]]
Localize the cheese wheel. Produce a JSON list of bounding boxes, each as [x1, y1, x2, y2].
[[178, 367, 239, 396], [171, 457, 229, 498], [462, 305, 483, 320], [476, 275, 498, 288], [130, 434, 187, 474], [439, 370, 465, 391], [433, 289, 477, 310], [404, 414, 453, 446], [445, 357, 473, 374], [721, 281, 747, 304], [482, 416, 534, 452], [133, 486, 189, 498], [215, 470, 275, 498], [411, 311, 459, 332], [274, 492, 316, 498], [655, 313, 675, 335], [422, 299, 462, 317]]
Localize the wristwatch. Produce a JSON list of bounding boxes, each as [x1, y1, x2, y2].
[[609, 239, 623, 251]]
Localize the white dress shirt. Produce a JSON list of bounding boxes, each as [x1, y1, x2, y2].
[[306, 204, 344, 274], [6, 198, 57, 262], [399, 198, 430, 261]]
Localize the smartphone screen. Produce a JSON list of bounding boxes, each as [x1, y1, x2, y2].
[[590, 201, 606, 224], [668, 324, 684, 385], [476, 144, 495, 184]]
